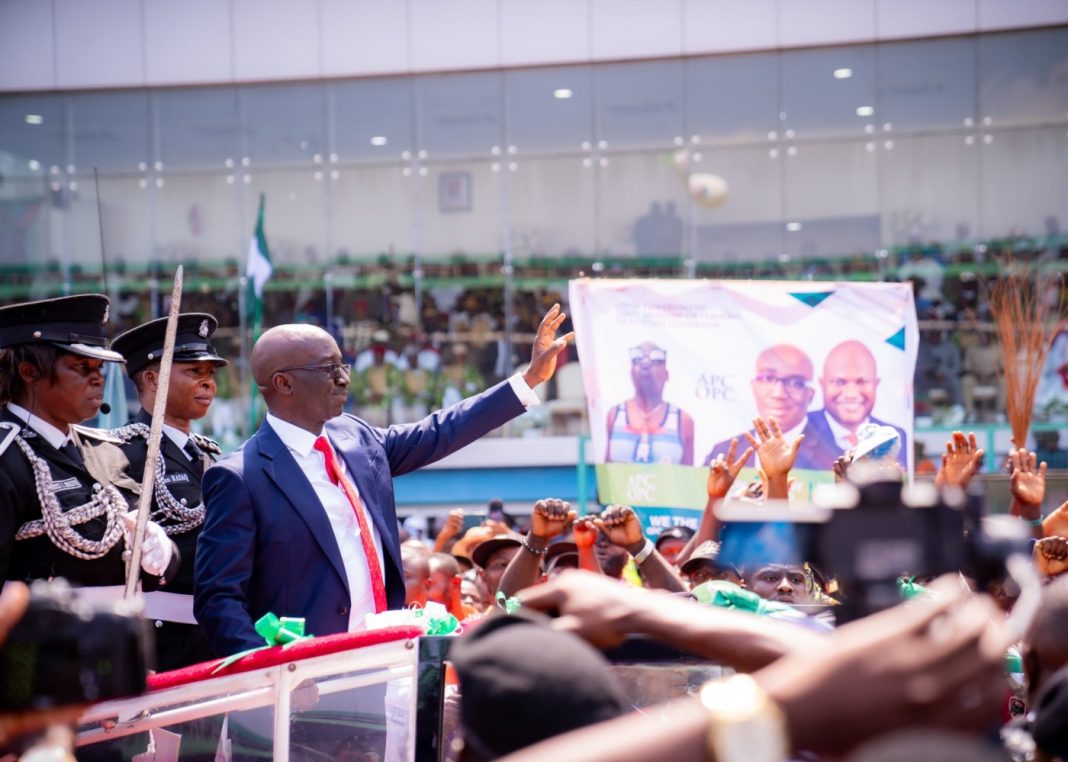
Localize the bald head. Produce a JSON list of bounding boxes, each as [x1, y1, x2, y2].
[[250, 324, 336, 388], [250, 324, 350, 433], [756, 345, 813, 379], [820, 340, 880, 429]]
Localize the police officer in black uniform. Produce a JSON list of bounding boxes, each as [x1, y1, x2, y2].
[[110, 313, 228, 671], [0, 295, 180, 595]]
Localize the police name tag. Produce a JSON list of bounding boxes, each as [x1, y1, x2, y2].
[[163, 472, 190, 485], [53, 477, 81, 492]]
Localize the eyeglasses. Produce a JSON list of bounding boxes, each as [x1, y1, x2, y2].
[[273, 362, 351, 379], [629, 347, 667, 365], [753, 373, 810, 392]]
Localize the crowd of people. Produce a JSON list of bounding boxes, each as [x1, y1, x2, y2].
[[1, 288, 1067, 761]]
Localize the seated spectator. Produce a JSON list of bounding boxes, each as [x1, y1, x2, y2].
[[914, 325, 962, 410], [961, 331, 1003, 421], [1033, 430, 1068, 470]]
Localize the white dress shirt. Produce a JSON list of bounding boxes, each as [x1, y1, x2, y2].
[[162, 423, 194, 460], [825, 411, 867, 451], [7, 402, 71, 449], [265, 413, 385, 631]]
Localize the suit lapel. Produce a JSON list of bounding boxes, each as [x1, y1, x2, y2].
[[256, 422, 351, 597]]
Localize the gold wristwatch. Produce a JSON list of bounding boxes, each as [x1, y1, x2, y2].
[[699, 674, 788, 762]]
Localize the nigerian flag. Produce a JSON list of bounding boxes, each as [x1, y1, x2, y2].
[[246, 193, 273, 334], [246, 194, 272, 432]]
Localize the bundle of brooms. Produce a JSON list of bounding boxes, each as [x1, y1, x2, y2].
[[987, 262, 1068, 448]]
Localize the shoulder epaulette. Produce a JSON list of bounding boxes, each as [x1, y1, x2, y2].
[[0, 421, 19, 457], [71, 424, 124, 445], [107, 422, 151, 443], [191, 433, 222, 455]]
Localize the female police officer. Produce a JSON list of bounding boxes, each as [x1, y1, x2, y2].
[[0, 294, 178, 593]]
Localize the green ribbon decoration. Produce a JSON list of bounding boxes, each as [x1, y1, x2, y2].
[[691, 580, 791, 617], [211, 613, 313, 674], [495, 590, 521, 615], [412, 607, 461, 636], [897, 576, 929, 600]]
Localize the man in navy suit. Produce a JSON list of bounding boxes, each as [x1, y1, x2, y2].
[[806, 340, 908, 470], [702, 344, 838, 472], [195, 306, 573, 656]]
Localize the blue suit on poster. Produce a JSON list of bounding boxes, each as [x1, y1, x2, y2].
[[194, 380, 525, 656]]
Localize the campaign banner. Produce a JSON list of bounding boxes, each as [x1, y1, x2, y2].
[[569, 279, 918, 509]]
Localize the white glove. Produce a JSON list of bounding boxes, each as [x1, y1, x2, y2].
[[123, 513, 175, 577]]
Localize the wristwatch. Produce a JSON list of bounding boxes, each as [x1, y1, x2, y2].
[[699, 674, 788, 762]]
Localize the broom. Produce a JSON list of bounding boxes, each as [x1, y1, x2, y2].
[[986, 261, 1068, 448]]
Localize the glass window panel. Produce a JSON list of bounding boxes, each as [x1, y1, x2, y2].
[[69, 91, 150, 172], [880, 133, 979, 246], [980, 127, 1068, 239], [509, 155, 595, 257], [691, 145, 784, 263], [154, 172, 242, 263], [781, 46, 876, 139], [595, 60, 686, 150], [687, 52, 779, 145], [0, 176, 52, 266], [157, 87, 238, 171], [416, 72, 503, 159], [330, 77, 414, 162], [239, 83, 327, 167], [66, 174, 151, 268], [979, 28, 1068, 128], [330, 163, 413, 258], [595, 151, 689, 257], [419, 160, 501, 256], [0, 94, 66, 176], [240, 169, 329, 265], [782, 140, 879, 258], [878, 37, 977, 132], [505, 65, 593, 155]]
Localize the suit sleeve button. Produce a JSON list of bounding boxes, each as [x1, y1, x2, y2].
[[338, 606, 349, 616]]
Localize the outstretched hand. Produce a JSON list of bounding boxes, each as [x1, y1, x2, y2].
[[744, 417, 803, 481], [707, 438, 753, 500], [1007, 447, 1047, 520], [934, 431, 984, 489], [522, 303, 576, 389]]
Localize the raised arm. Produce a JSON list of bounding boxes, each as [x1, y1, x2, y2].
[[595, 505, 685, 592]]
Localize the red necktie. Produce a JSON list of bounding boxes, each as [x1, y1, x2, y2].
[[313, 436, 388, 614]]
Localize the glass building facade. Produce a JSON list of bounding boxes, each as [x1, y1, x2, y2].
[[1, 26, 1067, 275]]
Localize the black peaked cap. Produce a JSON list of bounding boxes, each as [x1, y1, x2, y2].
[[111, 313, 228, 376], [0, 294, 124, 362]]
